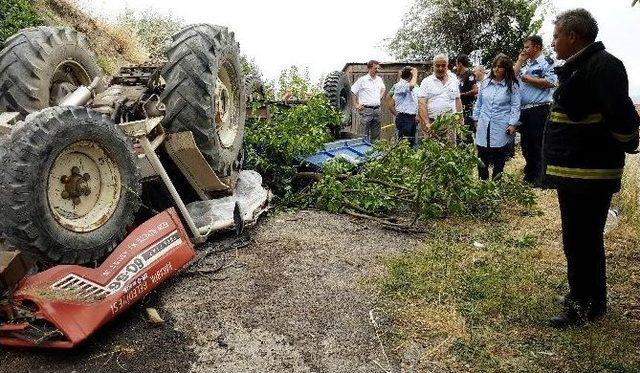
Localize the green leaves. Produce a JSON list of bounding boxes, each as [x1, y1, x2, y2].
[[431, 112, 471, 140], [0, 0, 43, 42], [389, 0, 550, 64], [308, 139, 536, 221], [245, 95, 341, 199], [277, 66, 319, 101], [244, 85, 534, 223]]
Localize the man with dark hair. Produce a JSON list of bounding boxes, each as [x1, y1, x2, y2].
[[455, 53, 478, 143], [392, 66, 419, 146], [544, 8, 639, 328], [514, 34, 557, 186], [351, 60, 385, 141]]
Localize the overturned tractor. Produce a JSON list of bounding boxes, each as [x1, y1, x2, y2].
[[0, 25, 270, 348], [0, 24, 250, 265]]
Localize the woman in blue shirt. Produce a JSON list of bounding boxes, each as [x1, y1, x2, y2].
[[472, 54, 521, 180]]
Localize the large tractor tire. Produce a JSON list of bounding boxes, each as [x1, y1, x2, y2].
[[0, 107, 141, 265], [0, 26, 104, 117], [161, 24, 246, 182], [323, 71, 352, 129]]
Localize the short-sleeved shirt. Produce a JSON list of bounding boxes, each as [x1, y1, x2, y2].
[[418, 72, 460, 118], [519, 54, 557, 106], [392, 80, 418, 115], [458, 70, 477, 106], [351, 74, 385, 106]]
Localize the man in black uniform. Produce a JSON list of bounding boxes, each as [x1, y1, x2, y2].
[[455, 54, 477, 144], [544, 8, 640, 328]]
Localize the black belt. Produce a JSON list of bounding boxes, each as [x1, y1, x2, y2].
[[397, 112, 416, 116], [363, 105, 380, 109], [522, 102, 550, 110]]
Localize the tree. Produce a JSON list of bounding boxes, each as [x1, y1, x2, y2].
[[276, 66, 320, 101], [241, 55, 262, 78], [388, 0, 549, 64]]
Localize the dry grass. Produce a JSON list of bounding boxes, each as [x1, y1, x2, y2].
[[613, 153, 640, 235], [379, 153, 640, 372], [34, 0, 147, 74]]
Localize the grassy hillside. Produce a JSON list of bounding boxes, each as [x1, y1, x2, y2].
[[1, 0, 147, 74], [0, 0, 43, 41]]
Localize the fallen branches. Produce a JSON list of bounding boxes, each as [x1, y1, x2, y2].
[[306, 139, 536, 224], [344, 210, 426, 233]]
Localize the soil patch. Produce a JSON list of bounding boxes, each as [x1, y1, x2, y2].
[[1, 209, 422, 372]]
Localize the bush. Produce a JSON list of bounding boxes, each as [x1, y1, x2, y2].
[[0, 0, 43, 42], [245, 94, 341, 199], [307, 140, 536, 221], [115, 8, 183, 59]]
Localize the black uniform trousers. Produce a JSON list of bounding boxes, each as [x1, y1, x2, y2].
[[519, 104, 550, 184], [557, 188, 612, 315]]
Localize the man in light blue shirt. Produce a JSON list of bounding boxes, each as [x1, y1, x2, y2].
[[514, 35, 557, 186], [392, 66, 419, 146]]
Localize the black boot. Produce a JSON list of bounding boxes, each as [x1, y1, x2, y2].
[[549, 299, 606, 329], [549, 307, 586, 329]]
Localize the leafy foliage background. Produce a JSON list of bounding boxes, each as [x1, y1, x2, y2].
[[388, 0, 549, 64], [0, 0, 43, 42]]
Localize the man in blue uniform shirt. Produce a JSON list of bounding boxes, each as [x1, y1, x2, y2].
[[392, 66, 419, 147], [514, 35, 557, 186]]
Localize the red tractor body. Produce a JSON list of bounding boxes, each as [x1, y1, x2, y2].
[[0, 208, 195, 348]]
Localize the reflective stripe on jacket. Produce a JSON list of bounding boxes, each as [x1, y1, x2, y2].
[[542, 42, 640, 193]]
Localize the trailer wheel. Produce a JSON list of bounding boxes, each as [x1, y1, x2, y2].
[[323, 71, 352, 129], [0, 107, 141, 264], [161, 24, 246, 181], [0, 27, 103, 117], [244, 73, 265, 103]]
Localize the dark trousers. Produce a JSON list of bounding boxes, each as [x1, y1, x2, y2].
[[519, 104, 550, 183], [477, 145, 508, 180], [461, 104, 475, 144], [395, 112, 417, 147], [557, 188, 612, 315], [360, 106, 381, 141]]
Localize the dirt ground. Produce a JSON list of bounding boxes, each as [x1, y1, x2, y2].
[[1, 210, 422, 373]]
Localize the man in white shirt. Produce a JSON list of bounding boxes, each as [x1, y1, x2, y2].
[[351, 60, 386, 141], [418, 54, 463, 143]]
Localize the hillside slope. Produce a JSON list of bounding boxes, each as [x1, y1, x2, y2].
[[1, 0, 147, 74]]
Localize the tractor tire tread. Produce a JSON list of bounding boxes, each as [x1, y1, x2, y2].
[[0, 107, 141, 264]]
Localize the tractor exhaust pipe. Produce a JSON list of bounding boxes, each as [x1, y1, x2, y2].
[[59, 77, 101, 107]]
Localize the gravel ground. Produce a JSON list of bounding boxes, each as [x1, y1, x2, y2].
[[1, 210, 422, 372]]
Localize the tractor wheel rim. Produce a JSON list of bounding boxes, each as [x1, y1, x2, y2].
[[215, 62, 239, 148], [47, 141, 122, 233], [50, 60, 92, 106]]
